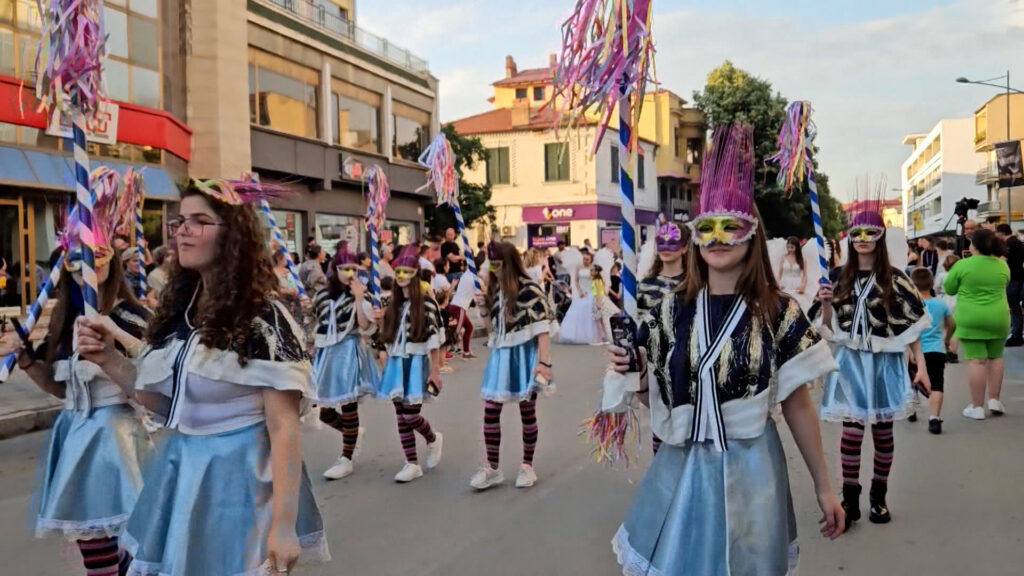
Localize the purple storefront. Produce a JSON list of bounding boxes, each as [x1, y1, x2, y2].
[[520, 203, 660, 250]]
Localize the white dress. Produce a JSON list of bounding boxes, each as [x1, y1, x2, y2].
[[778, 258, 811, 311], [556, 268, 601, 344]]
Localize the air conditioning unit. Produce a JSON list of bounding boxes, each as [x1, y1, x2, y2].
[[500, 225, 515, 238]]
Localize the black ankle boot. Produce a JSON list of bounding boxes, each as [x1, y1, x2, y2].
[[841, 484, 862, 530], [869, 481, 891, 524]]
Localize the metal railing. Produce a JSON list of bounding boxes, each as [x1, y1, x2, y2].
[[258, 0, 430, 75], [977, 200, 1001, 215], [976, 161, 998, 185]]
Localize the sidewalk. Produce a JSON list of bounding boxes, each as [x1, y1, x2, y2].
[[0, 371, 62, 440]]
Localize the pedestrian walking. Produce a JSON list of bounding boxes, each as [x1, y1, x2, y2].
[[377, 244, 445, 483], [815, 196, 931, 530], [470, 241, 554, 491], [0, 198, 152, 576], [610, 123, 843, 576], [76, 181, 328, 575], [943, 228, 1011, 419], [909, 267, 953, 434], [313, 243, 380, 481], [995, 223, 1023, 347]]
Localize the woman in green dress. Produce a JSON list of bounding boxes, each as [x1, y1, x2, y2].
[[942, 228, 1010, 420]]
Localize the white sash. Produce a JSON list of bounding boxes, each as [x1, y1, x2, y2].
[[692, 289, 747, 452], [851, 274, 876, 349]]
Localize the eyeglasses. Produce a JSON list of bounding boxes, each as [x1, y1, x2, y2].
[[168, 216, 226, 237], [849, 226, 883, 243]]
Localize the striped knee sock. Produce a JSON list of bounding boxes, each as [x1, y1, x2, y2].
[[520, 399, 538, 466], [340, 403, 360, 460], [871, 421, 895, 483], [395, 403, 418, 464], [840, 422, 866, 486], [319, 407, 344, 432], [77, 537, 121, 576], [404, 404, 436, 444], [483, 400, 503, 469]]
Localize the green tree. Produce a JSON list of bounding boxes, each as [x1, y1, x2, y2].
[[692, 61, 846, 239], [424, 123, 495, 235]]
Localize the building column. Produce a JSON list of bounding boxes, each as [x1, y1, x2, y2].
[[321, 60, 332, 146], [384, 85, 394, 161]]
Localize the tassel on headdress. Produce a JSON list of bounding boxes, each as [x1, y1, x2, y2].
[[695, 123, 756, 223], [392, 244, 419, 269], [331, 241, 358, 267], [847, 176, 887, 231]]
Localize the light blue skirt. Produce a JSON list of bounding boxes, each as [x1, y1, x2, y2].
[[378, 354, 431, 405], [313, 334, 379, 409], [820, 346, 914, 424], [480, 339, 540, 403], [123, 422, 329, 576], [613, 420, 799, 576], [32, 404, 151, 540]]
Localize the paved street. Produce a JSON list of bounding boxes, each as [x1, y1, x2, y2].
[[1, 342, 1022, 575]]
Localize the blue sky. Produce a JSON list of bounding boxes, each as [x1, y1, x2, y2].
[[359, 0, 1024, 201]]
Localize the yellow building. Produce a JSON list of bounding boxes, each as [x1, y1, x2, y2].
[[973, 93, 1024, 223]]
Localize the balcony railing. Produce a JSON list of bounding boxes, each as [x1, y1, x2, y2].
[[978, 200, 1001, 216], [976, 161, 998, 185], [257, 0, 430, 75]]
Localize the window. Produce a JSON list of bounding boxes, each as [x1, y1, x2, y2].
[[637, 154, 645, 189], [248, 49, 320, 139], [686, 138, 702, 165], [331, 79, 381, 153], [392, 101, 430, 161], [544, 143, 569, 182], [610, 145, 619, 183], [487, 147, 510, 185], [533, 86, 544, 102], [315, 213, 361, 254], [515, 88, 527, 100]]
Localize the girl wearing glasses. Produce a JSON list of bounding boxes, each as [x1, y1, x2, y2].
[[312, 242, 380, 481], [814, 192, 930, 531], [377, 244, 445, 483], [469, 241, 555, 491], [76, 180, 328, 575], [609, 124, 843, 576], [0, 185, 151, 576]]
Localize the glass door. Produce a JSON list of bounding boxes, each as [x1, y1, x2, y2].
[[0, 198, 26, 312]]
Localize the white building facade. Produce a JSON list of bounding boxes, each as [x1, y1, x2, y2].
[[901, 118, 987, 238]]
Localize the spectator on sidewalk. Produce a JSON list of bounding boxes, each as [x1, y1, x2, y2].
[[943, 228, 1010, 420], [121, 247, 146, 297], [917, 236, 938, 275], [996, 223, 1023, 347], [298, 244, 328, 294], [146, 246, 175, 305], [910, 267, 954, 434]]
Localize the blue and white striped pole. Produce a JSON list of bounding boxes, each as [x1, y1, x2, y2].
[[0, 252, 63, 383], [259, 199, 307, 298], [617, 89, 637, 321], [72, 111, 99, 318], [367, 223, 381, 308], [451, 202, 481, 290], [807, 156, 829, 284], [134, 194, 147, 299]]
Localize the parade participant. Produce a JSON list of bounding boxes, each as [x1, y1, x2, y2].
[[909, 267, 953, 434], [815, 192, 930, 529], [590, 263, 619, 344], [557, 250, 602, 344], [776, 236, 808, 307], [76, 181, 328, 575], [313, 242, 379, 480], [377, 244, 445, 483], [610, 124, 843, 576], [0, 183, 152, 576], [637, 219, 690, 454], [470, 241, 554, 491]]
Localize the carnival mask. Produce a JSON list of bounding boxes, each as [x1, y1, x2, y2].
[[848, 226, 883, 243], [691, 216, 756, 247], [656, 223, 686, 252]]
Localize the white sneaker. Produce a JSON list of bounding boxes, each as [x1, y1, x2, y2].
[[394, 462, 423, 483], [515, 464, 538, 488], [988, 399, 1006, 415], [962, 405, 986, 420], [470, 466, 505, 490], [425, 433, 443, 470], [323, 456, 354, 480], [352, 427, 366, 459]]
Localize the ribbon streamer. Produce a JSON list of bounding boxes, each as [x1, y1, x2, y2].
[[118, 168, 148, 299], [363, 164, 390, 308]]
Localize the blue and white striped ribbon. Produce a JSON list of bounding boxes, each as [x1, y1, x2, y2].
[[72, 112, 99, 318], [805, 143, 829, 283], [450, 203, 481, 290], [134, 198, 147, 298], [258, 199, 306, 298], [617, 91, 637, 321]]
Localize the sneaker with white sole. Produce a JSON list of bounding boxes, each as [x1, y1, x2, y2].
[[470, 466, 505, 490], [425, 433, 444, 469], [515, 464, 538, 488], [962, 405, 986, 420], [323, 456, 354, 480], [987, 399, 1006, 415], [352, 427, 366, 459], [394, 462, 423, 483]]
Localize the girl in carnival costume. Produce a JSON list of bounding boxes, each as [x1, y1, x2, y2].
[[76, 180, 328, 575], [609, 123, 844, 576], [557, 251, 603, 344], [814, 187, 931, 529], [377, 244, 446, 483], [0, 179, 152, 576], [313, 241, 380, 480], [470, 241, 555, 491]]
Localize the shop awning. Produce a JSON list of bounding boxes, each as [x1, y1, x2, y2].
[[0, 146, 179, 200]]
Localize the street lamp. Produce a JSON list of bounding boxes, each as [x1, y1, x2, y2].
[[956, 71, 1023, 224]]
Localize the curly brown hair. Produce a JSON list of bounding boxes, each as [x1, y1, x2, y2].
[[146, 185, 278, 364]]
